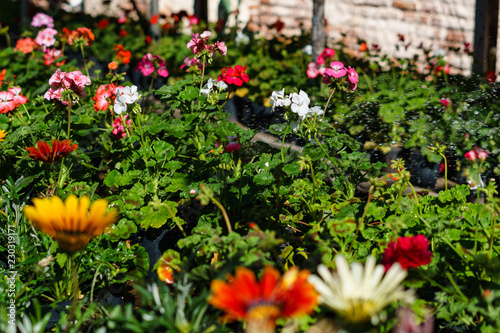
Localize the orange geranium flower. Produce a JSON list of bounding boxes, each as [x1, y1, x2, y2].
[[114, 44, 131, 64], [15, 38, 37, 54], [26, 139, 78, 164], [208, 266, 318, 332], [24, 195, 117, 253], [0, 69, 6, 83], [75, 27, 95, 46]]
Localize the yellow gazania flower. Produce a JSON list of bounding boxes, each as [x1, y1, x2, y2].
[[308, 255, 414, 324], [24, 195, 117, 253], [0, 129, 7, 141]]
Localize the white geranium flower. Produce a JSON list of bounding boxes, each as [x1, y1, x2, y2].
[[290, 90, 311, 119], [214, 80, 228, 91], [201, 78, 214, 96], [308, 255, 414, 325], [121, 85, 139, 103], [235, 31, 250, 46], [114, 86, 140, 114], [270, 89, 291, 110], [114, 93, 127, 114], [309, 105, 324, 118]]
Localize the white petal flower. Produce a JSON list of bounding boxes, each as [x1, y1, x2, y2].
[[121, 85, 139, 104], [114, 93, 127, 114], [200, 79, 214, 97], [270, 89, 291, 110], [309, 105, 324, 117], [214, 80, 228, 91], [308, 255, 414, 324]]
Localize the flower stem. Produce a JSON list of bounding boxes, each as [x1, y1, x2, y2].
[[322, 87, 336, 121], [67, 101, 72, 139], [80, 44, 90, 78], [162, 202, 187, 237], [199, 57, 206, 92], [348, 185, 373, 253], [439, 152, 448, 191], [22, 103, 31, 120]]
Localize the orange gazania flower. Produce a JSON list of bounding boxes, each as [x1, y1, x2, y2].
[[24, 195, 117, 253], [26, 139, 78, 164], [208, 266, 318, 331]]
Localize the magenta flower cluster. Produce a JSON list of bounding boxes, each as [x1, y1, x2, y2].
[[44, 69, 91, 105], [187, 31, 227, 59], [136, 53, 169, 77], [322, 61, 359, 91]]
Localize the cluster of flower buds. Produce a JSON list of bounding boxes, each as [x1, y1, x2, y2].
[[136, 53, 168, 78], [306, 47, 335, 79], [187, 31, 227, 63], [112, 115, 132, 140]]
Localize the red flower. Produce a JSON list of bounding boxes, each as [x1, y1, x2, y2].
[[150, 14, 159, 24], [119, 30, 128, 37], [359, 42, 368, 52], [382, 235, 432, 271], [464, 150, 476, 162], [486, 71, 497, 83], [26, 139, 78, 164], [208, 266, 318, 329], [146, 36, 152, 45], [218, 65, 249, 86], [272, 19, 285, 32], [98, 19, 109, 29]]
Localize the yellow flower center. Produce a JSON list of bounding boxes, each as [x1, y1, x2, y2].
[[342, 299, 377, 322]]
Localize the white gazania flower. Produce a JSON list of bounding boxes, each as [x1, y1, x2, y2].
[[290, 90, 311, 119], [270, 89, 291, 110], [308, 255, 414, 325]]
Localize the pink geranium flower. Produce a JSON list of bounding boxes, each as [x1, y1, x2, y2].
[[112, 115, 132, 140], [464, 150, 476, 162], [136, 53, 169, 78], [440, 98, 451, 107], [8, 87, 29, 107], [35, 28, 58, 49], [323, 61, 347, 84], [45, 69, 91, 105], [31, 13, 54, 28], [0, 91, 16, 114], [187, 32, 207, 55], [180, 56, 201, 71], [43, 48, 63, 66], [317, 48, 335, 65]]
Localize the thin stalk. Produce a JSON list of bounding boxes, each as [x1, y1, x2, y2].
[[148, 73, 156, 93], [199, 57, 206, 92], [90, 262, 104, 303], [67, 101, 72, 139], [80, 44, 90, 78], [439, 152, 448, 191], [210, 196, 232, 233], [162, 202, 187, 237], [21, 103, 31, 120], [322, 87, 336, 121], [394, 184, 404, 216], [63, 254, 80, 333], [474, 169, 482, 253], [490, 212, 496, 257], [445, 272, 469, 302], [314, 135, 347, 184], [14, 111, 27, 126], [134, 112, 149, 164]]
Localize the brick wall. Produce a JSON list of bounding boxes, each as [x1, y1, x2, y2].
[[76, 0, 488, 75], [248, 0, 477, 75]]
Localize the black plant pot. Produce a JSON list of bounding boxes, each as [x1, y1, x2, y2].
[[407, 149, 441, 188]]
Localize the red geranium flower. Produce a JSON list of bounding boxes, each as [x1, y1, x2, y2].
[[26, 139, 78, 164], [208, 266, 318, 330], [382, 235, 432, 271], [150, 14, 159, 24], [98, 19, 109, 29], [218, 65, 249, 86]]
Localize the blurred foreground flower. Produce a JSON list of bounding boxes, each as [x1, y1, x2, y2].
[[0, 129, 7, 141], [26, 139, 78, 164], [308, 255, 414, 324], [24, 195, 117, 253], [208, 266, 318, 332]]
